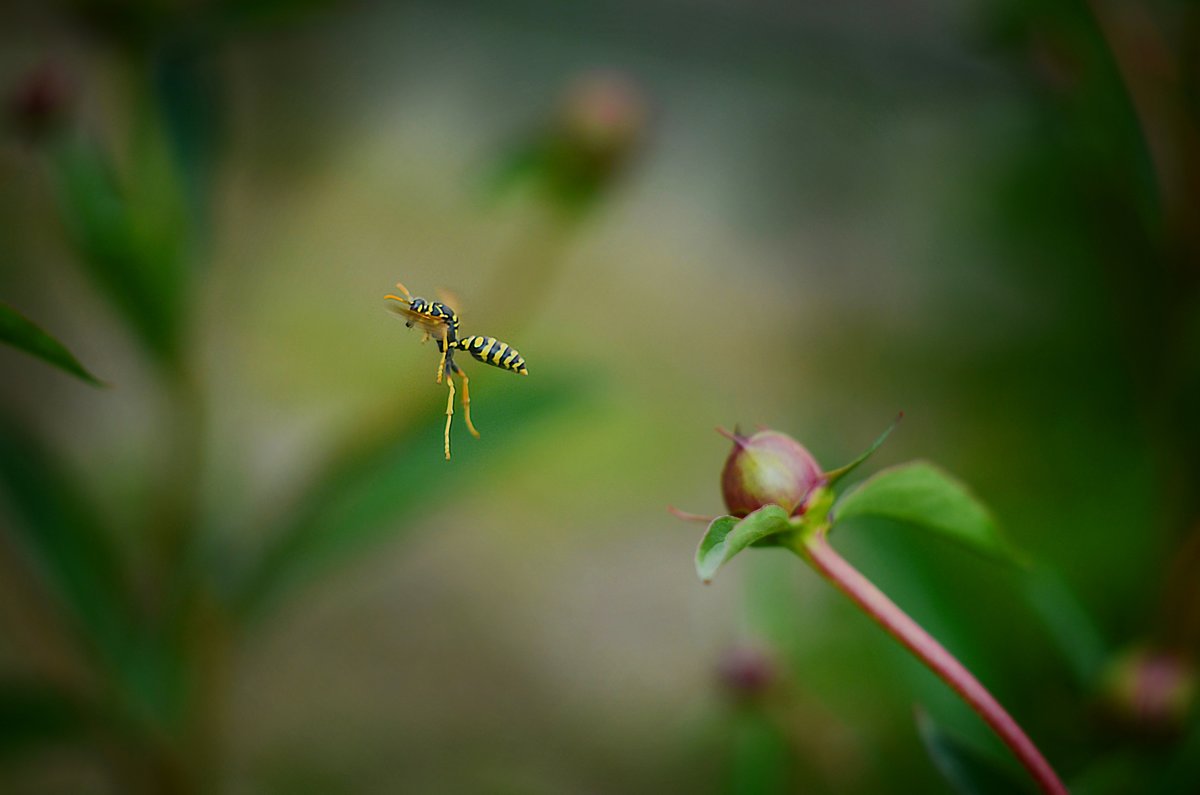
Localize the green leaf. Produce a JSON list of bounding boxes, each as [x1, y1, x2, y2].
[[232, 373, 584, 624], [696, 505, 792, 584], [916, 709, 1031, 795], [832, 461, 1019, 563], [153, 36, 223, 237], [0, 418, 132, 670], [51, 129, 191, 365], [824, 414, 901, 485], [0, 680, 95, 760], [1020, 565, 1107, 686], [0, 302, 103, 385], [729, 708, 791, 795]]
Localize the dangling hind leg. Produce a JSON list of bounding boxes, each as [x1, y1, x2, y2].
[[453, 364, 481, 438], [443, 375, 456, 460]]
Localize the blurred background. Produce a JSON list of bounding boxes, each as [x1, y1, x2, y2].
[[1, 0, 1198, 793]]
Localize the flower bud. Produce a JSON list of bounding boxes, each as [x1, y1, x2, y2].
[[9, 62, 72, 144], [719, 429, 823, 518], [716, 644, 778, 702], [1100, 646, 1196, 737]]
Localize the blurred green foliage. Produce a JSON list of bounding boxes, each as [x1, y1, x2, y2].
[[0, 0, 1198, 793]]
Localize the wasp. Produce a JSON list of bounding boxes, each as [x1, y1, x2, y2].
[[384, 282, 528, 460]]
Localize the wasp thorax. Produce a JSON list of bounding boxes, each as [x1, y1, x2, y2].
[[720, 429, 823, 518]]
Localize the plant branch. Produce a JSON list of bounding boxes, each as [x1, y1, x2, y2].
[[794, 528, 1068, 795]]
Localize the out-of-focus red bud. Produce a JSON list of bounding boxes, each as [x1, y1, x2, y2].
[[716, 645, 778, 702], [719, 429, 823, 519], [558, 71, 647, 158], [1101, 646, 1196, 736], [9, 62, 72, 143]]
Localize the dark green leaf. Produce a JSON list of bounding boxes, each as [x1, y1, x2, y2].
[[1020, 565, 1107, 685], [0, 680, 95, 760], [233, 373, 584, 624], [0, 302, 103, 385], [824, 413, 902, 485], [832, 461, 1019, 563], [0, 418, 132, 670], [51, 130, 190, 365], [696, 506, 792, 584], [916, 708, 1031, 795], [153, 35, 223, 237], [1154, 714, 1200, 794]]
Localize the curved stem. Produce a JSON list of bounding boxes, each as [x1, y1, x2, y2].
[[794, 529, 1068, 795]]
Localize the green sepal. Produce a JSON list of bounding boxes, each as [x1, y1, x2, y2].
[[695, 505, 794, 583], [824, 414, 901, 485]]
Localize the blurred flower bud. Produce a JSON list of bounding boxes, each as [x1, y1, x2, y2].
[[9, 62, 72, 143], [1100, 646, 1196, 737], [492, 71, 648, 213], [557, 71, 646, 162], [720, 429, 824, 519], [717, 645, 778, 703]]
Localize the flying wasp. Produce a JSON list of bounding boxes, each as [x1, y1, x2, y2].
[[384, 282, 528, 460]]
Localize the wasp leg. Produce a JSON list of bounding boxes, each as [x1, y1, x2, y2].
[[458, 368, 481, 438], [436, 343, 447, 384], [443, 375, 456, 460]]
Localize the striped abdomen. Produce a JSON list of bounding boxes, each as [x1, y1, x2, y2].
[[456, 335, 528, 374]]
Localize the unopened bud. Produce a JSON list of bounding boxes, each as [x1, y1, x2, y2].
[[716, 645, 778, 702], [9, 62, 72, 143], [719, 429, 823, 518], [1101, 646, 1196, 736]]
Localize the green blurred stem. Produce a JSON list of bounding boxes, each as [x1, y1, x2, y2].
[[791, 527, 1067, 795]]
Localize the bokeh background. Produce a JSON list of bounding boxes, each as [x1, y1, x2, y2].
[[2, 0, 1198, 793]]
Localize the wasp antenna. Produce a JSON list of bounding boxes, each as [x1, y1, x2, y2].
[[394, 281, 415, 302]]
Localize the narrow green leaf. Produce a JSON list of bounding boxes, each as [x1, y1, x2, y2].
[[233, 373, 584, 624], [0, 418, 132, 669], [824, 414, 901, 485], [696, 505, 792, 584], [832, 461, 1019, 563], [0, 302, 102, 385], [916, 709, 1031, 795], [154, 36, 223, 237], [51, 131, 190, 365]]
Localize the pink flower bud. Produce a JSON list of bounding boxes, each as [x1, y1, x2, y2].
[[716, 645, 778, 702], [719, 429, 823, 518], [1101, 646, 1196, 736]]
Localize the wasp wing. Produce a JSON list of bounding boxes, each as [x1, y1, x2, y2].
[[385, 300, 450, 344], [435, 287, 463, 317]]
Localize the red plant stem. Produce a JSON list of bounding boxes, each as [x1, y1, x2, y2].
[[796, 529, 1068, 795]]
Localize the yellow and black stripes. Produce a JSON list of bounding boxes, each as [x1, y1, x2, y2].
[[456, 335, 529, 375], [386, 280, 528, 459]]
